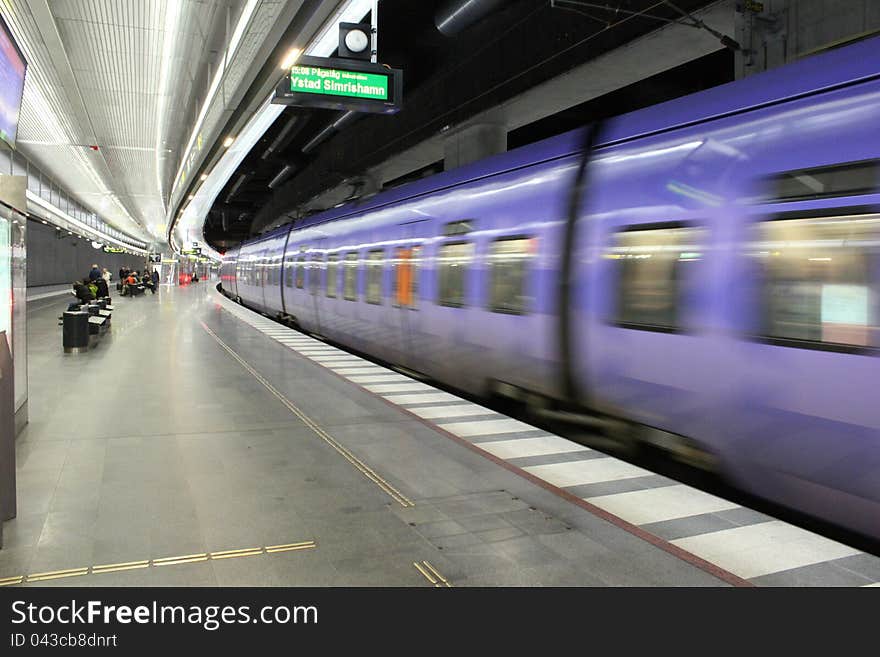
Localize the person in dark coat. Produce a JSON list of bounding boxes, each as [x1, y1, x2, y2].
[[151, 269, 159, 290], [69, 278, 94, 309], [88, 264, 102, 281], [95, 276, 110, 300], [142, 271, 155, 294]]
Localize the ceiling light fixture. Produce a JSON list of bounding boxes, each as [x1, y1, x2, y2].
[[155, 0, 184, 215], [169, 0, 260, 204], [170, 0, 374, 256], [281, 47, 302, 69], [223, 136, 235, 148]]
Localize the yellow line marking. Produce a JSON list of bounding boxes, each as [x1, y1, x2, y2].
[[422, 560, 452, 588], [201, 321, 414, 508], [26, 568, 89, 583], [209, 548, 264, 560], [413, 561, 438, 585], [92, 560, 150, 574], [0, 539, 317, 586], [152, 553, 210, 567], [265, 541, 317, 553]]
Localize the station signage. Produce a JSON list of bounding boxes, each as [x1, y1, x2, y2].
[[103, 246, 124, 253], [290, 65, 388, 101], [272, 55, 402, 114]]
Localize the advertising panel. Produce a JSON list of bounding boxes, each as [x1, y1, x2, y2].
[[0, 15, 27, 149]]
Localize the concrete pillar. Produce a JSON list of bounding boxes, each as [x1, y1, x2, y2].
[[443, 122, 507, 171], [736, 0, 880, 78], [0, 176, 27, 439]]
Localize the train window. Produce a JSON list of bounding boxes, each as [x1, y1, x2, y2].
[[309, 255, 322, 295], [326, 254, 338, 298], [488, 237, 535, 314], [295, 256, 305, 289], [751, 213, 879, 350], [609, 225, 703, 331], [343, 252, 358, 301], [285, 256, 295, 288], [758, 160, 879, 203], [366, 250, 384, 304], [392, 246, 421, 308], [438, 242, 474, 307], [411, 246, 421, 307]]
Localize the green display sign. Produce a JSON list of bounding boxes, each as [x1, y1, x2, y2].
[[274, 55, 402, 115], [289, 64, 389, 101]]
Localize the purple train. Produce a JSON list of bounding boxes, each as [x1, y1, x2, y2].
[[221, 37, 880, 542]]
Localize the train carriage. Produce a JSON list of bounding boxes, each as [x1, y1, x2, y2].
[[221, 35, 880, 541]]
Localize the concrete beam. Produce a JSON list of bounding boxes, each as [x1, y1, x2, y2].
[[367, 0, 735, 185]]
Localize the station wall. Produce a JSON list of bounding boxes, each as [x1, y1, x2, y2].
[[25, 219, 146, 287]]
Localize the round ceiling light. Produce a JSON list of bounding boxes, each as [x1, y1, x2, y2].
[[344, 29, 369, 54]]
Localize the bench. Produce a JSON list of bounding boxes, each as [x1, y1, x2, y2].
[[61, 297, 113, 352]]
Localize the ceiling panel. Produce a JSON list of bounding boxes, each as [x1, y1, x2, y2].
[[4, 0, 300, 243]]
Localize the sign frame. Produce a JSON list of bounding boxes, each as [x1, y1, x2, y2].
[[272, 55, 403, 115]]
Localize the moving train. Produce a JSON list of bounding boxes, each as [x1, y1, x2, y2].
[[221, 36, 880, 542]]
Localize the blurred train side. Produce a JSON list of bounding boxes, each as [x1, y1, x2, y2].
[[220, 37, 880, 541]]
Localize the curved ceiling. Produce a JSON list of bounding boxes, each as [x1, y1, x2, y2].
[[2, 0, 312, 245]]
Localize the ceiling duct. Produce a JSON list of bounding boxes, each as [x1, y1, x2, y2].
[[225, 174, 250, 203], [261, 115, 302, 160], [435, 0, 507, 37], [269, 164, 297, 189], [301, 111, 358, 154]]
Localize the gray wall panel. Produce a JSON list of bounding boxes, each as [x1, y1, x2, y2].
[[26, 220, 146, 287]]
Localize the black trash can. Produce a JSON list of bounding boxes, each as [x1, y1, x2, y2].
[[63, 311, 90, 353]]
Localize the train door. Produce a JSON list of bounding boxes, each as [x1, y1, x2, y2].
[[257, 246, 270, 312], [280, 235, 296, 319], [308, 239, 326, 334], [392, 221, 426, 371], [726, 198, 880, 531]]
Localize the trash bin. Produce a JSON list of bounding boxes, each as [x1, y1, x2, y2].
[[63, 311, 90, 353]]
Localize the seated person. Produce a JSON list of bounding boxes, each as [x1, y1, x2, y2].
[[142, 272, 156, 294], [95, 276, 110, 301], [122, 272, 138, 296], [69, 279, 94, 309]]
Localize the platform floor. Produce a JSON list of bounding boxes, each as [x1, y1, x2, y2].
[[2, 283, 878, 587]]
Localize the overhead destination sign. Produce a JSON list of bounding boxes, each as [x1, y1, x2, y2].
[[273, 55, 402, 115], [290, 65, 389, 101]]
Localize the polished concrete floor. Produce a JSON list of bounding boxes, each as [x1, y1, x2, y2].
[[0, 283, 731, 586]]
